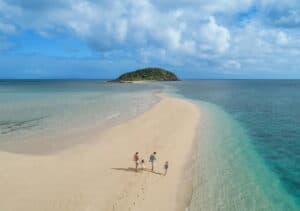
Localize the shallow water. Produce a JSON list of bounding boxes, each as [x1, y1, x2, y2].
[[0, 80, 299, 210], [167, 80, 300, 210], [0, 80, 161, 148]]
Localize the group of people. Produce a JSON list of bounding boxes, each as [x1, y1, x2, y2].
[[133, 152, 169, 176]]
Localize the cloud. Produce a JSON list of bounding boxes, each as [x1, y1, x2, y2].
[[1, 0, 300, 77], [0, 0, 231, 55], [276, 10, 300, 27], [276, 31, 289, 45], [224, 60, 241, 69], [0, 22, 16, 33], [259, 0, 300, 28], [199, 16, 230, 53], [0, 36, 15, 50], [151, 0, 253, 14]]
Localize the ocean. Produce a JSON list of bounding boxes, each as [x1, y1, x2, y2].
[[0, 80, 299, 210], [168, 80, 300, 210], [0, 80, 160, 151]]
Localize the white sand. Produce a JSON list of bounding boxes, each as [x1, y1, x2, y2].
[[0, 95, 200, 211]]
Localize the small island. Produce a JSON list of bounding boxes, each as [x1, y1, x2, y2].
[[111, 67, 179, 82]]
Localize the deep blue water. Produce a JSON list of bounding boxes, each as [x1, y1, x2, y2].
[[169, 80, 300, 209]]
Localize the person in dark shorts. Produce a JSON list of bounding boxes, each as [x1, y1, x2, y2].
[[149, 152, 157, 172]]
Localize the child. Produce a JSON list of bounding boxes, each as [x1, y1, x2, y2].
[[133, 152, 139, 172], [164, 161, 169, 176], [140, 159, 145, 170]]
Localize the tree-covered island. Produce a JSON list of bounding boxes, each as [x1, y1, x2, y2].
[[110, 67, 179, 82]]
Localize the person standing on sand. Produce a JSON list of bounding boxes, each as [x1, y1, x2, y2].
[[149, 152, 157, 172], [140, 159, 145, 170], [133, 152, 139, 172], [164, 161, 169, 176]]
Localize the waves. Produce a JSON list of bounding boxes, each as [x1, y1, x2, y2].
[[0, 116, 47, 135], [0, 80, 161, 149]]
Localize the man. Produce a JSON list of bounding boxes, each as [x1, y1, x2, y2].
[[133, 152, 139, 172], [149, 152, 157, 172]]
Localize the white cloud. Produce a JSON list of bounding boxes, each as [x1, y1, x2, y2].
[[277, 31, 289, 45], [199, 16, 230, 53], [276, 10, 300, 26], [151, 0, 253, 14], [116, 19, 128, 42], [230, 22, 293, 57], [0, 0, 232, 56], [0, 22, 16, 33], [1, 0, 300, 75]]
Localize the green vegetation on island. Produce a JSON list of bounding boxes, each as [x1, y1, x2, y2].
[[111, 67, 179, 82]]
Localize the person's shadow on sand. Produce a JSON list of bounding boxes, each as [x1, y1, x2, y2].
[[111, 167, 163, 175]]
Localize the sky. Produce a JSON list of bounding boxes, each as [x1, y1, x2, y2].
[[0, 0, 300, 79]]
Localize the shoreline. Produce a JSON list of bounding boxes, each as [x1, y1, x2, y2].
[[0, 93, 162, 155], [0, 94, 200, 211]]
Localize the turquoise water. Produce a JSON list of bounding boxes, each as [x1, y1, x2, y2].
[[0, 80, 299, 210], [167, 80, 300, 210], [0, 80, 160, 149]]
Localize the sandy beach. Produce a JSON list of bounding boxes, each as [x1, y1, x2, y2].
[[0, 95, 200, 211]]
